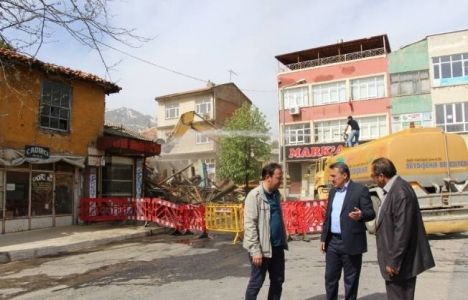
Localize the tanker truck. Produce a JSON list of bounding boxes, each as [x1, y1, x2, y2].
[[313, 127, 468, 234]]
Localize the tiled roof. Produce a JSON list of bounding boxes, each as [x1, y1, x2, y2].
[[104, 124, 154, 142], [0, 47, 121, 94]]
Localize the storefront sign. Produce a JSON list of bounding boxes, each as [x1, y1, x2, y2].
[[286, 143, 344, 160], [25, 145, 50, 159]]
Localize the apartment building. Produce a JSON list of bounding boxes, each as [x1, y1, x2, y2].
[[388, 39, 432, 131], [275, 35, 392, 199], [154, 82, 251, 180], [427, 29, 468, 145]]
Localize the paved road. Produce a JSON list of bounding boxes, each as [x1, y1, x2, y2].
[[0, 232, 467, 299]]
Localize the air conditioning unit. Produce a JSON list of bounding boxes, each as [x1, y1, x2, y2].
[[289, 106, 300, 115]]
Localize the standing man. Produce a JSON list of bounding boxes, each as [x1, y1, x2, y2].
[[244, 162, 288, 300], [371, 158, 435, 300], [344, 116, 360, 147], [321, 162, 375, 300]]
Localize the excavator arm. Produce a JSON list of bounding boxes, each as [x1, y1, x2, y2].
[[166, 111, 219, 144]]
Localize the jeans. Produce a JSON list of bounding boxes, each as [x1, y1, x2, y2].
[[346, 130, 359, 147], [245, 247, 285, 300]]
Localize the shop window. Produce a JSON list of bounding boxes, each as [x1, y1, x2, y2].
[[0, 170, 4, 220], [55, 174, 74, 214], [31, 172, 53, 216], [6, 171, 30, 218], [102, 163, 133, 196]]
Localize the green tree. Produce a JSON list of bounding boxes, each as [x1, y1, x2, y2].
[[217, 102, 271, 194]]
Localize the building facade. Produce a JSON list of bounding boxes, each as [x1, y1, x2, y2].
[[0, 47, 120, 233], [275, 35, 392, 199], [427, 29, 468, 145], [388, 39, 433, 131], [154, 82, 251, 181]]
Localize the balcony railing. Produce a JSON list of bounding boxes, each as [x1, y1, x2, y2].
[[286, 47, 386, 71]]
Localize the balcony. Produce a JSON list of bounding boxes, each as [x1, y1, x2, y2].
[[285, 47, 386, 71]]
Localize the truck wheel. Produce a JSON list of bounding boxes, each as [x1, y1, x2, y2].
[[365, 195, 381, 234]]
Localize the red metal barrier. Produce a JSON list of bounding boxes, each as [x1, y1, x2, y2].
[[150, 198, 185, 231], [281, 200, 328, 235], [302, 200, 327, 234], [182, 203, 206, 232], [80, 197, 135, 222], [281, 201, 305, 235], [135, 198, 152, 222]]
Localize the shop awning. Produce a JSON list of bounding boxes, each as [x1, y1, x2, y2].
[[0, 149, 85, 168], [96, 136, 161, 157]]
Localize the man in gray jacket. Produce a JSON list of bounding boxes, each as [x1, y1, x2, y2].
[[371, 158, 434, 300], [244, 162, 288, 300]]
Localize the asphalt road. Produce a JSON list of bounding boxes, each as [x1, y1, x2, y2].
[[0, 232, 467, 299]]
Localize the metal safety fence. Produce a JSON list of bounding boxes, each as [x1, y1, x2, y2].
[[80, 198, 327, 242], [205, 203, 244, 244]]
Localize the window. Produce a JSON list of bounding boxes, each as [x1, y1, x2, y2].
[[196, 132, 210, 144], [40, 81, 71, 131], [165, 103, 179, 119], [196, 99, 211, 117], [55, 174, 74, 215], [435, 102, 468, 133], [358, 115, 388, 140], [314, 115, 387, 143], [0, 171, 4, 220], [390, 70, 430, 96], [312, 81, 346, 105], [203, 158, 216, 175], [102, 163, 133, 196], [285, 123, 311, 145], [283, 86, 309, 109], [31, 172, 53, 216], [432, 53, 468, 82], [5, 171, 30, 218], [351, 76, 385, 100], [314, 119, 348, 143]]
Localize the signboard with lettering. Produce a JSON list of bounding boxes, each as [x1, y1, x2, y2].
[[285, 143, 345, 161], [25, 145, 50, 159]]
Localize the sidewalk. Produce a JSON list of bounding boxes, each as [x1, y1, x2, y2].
[[0, 223, 165, 263]]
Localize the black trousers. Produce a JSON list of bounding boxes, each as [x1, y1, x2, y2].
[[245, 247, 285, 300], [325, 235, 362, 300], [385, 276, 417, 300]]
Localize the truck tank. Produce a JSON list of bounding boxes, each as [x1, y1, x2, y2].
[[318, 127, 468, 234]]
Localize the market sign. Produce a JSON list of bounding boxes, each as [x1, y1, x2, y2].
[[25, 145, 50, 159], [286, 142, 344, 160]]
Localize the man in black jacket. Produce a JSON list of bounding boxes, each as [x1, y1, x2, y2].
[[320, 162, 375, 300], [371, 157, 435, 300]]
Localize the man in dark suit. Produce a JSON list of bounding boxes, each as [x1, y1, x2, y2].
[[320, 162, 375, 300], [371, 157, 435, 300]]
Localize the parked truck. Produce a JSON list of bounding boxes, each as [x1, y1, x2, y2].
[[312, 127, 468, 234]]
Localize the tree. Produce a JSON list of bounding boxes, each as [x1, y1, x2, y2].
[[217, 102, 271, 194], [0, 0, 147, 76]]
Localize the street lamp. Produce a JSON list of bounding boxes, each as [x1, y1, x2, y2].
[[279, 78, 306, 198]]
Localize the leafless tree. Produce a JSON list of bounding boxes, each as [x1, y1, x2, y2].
[[0, 0, 148, 77]]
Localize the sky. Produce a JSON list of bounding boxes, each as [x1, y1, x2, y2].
[[31, 0, 468, 138]]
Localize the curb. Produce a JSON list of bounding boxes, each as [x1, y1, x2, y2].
[[0, 227, 166, 264]]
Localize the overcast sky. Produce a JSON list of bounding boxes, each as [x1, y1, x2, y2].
[[34, 0, 468, 138]]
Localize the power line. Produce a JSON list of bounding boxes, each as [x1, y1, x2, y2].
[[98, 41, 277, 94], [97, 41, 209, 83]]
